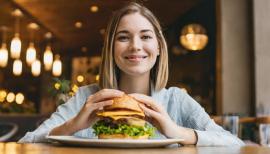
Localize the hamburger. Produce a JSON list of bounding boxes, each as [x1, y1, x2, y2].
[[92, 94, 155, 139]]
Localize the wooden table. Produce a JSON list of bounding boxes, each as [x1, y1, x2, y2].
[[0, 142, 270, 154]]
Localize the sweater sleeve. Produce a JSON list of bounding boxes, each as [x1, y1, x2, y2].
[[172, 88, 245, 146], [18, 86, 91, 143]]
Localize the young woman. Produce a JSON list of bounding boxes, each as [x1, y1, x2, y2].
[[19, 2, 244, 146]]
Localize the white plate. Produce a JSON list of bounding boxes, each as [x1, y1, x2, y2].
[[46, 135, 184, 148]]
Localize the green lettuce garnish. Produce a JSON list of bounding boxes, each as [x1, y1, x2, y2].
[[92, 120, 155, 137]]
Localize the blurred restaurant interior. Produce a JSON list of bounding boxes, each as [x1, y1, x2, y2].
[[0, 0, 270, 145]]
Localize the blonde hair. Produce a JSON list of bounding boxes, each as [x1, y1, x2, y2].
[[99, 2, 168, 91]]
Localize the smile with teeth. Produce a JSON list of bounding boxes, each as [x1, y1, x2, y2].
[[125, 55, 147, 61]]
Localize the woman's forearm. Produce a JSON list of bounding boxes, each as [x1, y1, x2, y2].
[[49, 118, 78, 136]]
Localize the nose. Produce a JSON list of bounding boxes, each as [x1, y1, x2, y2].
[[129, 36, 142, 52]]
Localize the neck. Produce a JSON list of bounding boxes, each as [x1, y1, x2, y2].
[[119, 72, 150, 95]]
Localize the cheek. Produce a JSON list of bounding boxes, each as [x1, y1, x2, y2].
[[146, 45, 159, 57], [145, 39, 159, 55], [114, 42, 126, 56]]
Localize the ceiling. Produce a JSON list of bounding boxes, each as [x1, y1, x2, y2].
[[0, 0, 202, 57]]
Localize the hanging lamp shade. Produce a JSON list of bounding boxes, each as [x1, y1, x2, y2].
[[13, 59, 22, 76], [43, 45, 53, 71], [31, 59, 41, 77], [10, 33, 22, 58], [52, 55, 62, 77], [0, 43, 8, 67], [180, 24, 208, 51], [26, 42, 37, 66]]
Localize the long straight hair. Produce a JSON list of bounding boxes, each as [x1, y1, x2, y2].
[[99, 2, 168, 91]]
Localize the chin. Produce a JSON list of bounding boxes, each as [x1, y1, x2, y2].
[[124, 69, 150, 77], [120, 65, 153, 76]]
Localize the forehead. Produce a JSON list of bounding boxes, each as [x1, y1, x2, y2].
[[117, 13, 155, 32]]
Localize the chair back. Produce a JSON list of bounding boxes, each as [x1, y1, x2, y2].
[[0, 123, 18, 142]]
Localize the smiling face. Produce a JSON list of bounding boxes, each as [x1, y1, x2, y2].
[[114, 13, 159, 77]]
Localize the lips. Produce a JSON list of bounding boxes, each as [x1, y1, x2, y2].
[[125, 56, 147, 62], [124, 55, 147, 62]]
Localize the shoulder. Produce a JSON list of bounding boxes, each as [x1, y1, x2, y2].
[[153, 86, 187, 108], [167, 86, 186, 96], [156, 86, 200, 111], [156, 86, 187, 101]]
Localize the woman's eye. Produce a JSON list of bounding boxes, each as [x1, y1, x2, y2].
[[117, 36, 129, 41], [141, 35, 152, 40]]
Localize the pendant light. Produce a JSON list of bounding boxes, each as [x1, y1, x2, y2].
[[13, 59, 22, 76], [0, 44, 8, 67], [26, 42, 36, 66], [180, 24, 208, 51], [31, 59, 41, 77], [43, 32, 53, 71], [26, 23, 39, 66], [52, 54, 62, 77], [10, 9, 23, 59], [43, 45, 53, 71], [0, 26, 8, 67]]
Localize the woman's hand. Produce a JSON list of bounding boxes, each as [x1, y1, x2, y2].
[[129, 93, 197, 145], [128, 93, 178, 137], [72, 89, 124, 131], [50, 89, 124, 136]]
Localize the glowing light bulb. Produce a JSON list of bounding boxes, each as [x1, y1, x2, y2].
[[7, 92, 15, 103], [0, 90, 7, 102], [43, 45, 53, 71], [10, 33, 21, 59], [90, 5, 99, 13], [0, 43, 8, 67], [13, 59, 22, 76], [76, 75, 84, 83], [31, 59, 41, 77], [52, 55, 62, 77], [15, 93, 24, 104], [26, 42, 36, 65]]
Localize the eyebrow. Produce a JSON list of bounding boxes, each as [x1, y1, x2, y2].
[[116, 29, 154, 35], [141, 29, 154, 33]]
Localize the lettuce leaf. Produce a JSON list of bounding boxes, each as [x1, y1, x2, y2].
[[92, 120, 155, 137]]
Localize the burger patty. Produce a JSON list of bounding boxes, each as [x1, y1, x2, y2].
[[99, 117, 125, 128]]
